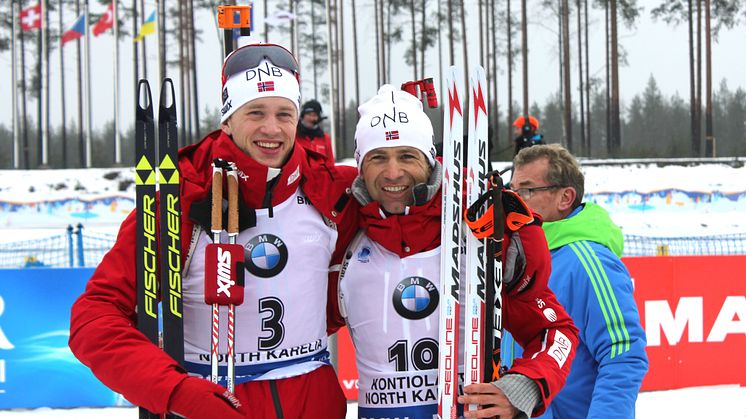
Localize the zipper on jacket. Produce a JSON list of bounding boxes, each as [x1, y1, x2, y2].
[[263, 176, 280, 218]]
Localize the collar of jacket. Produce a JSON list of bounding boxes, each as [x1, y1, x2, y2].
[[297, 121, 325, 139], [359, 189, 442, 258], [210, 130, 305, 209], [180, 129, 357, 227]]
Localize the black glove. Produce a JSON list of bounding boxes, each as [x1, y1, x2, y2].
[[168, 377, 246, 419]]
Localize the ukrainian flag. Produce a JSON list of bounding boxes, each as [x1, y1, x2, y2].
[[134, 11, 156, 42]]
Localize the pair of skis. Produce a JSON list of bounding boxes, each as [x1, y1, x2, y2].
[[438, 66, 505, 418], [135, 79, 183, 419]]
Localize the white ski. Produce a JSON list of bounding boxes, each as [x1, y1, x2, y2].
[[463, 65, 490, 413], [438, 66, 464, 419]]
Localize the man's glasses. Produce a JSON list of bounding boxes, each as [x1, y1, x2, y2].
[[221, 43, 299, 83], [509, 185, 563, 200]]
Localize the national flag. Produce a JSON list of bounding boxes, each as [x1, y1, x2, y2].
[[385, 131, 400, 141], [257, 81, 275, 92], [20, 4, 42, 31], [265, 11, 296, 26], [133, 11, 156, 42], [61, 14, 86, 46], [92, 2, 115, 37]]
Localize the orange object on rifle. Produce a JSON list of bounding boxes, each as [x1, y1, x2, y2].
[[217, 5, 252, 29]]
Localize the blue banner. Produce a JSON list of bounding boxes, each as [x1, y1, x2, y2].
[[0, 268, 129, 408]]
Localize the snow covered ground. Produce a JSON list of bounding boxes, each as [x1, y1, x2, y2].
[[2, 160, 746, 237], [0, 385, 745, 418]]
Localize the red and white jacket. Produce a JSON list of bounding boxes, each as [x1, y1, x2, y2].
[[69, 130, 358, 413], [295, 129, 334, 163]]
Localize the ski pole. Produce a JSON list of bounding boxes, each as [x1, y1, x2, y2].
[[204, 158, 245, 392], [226, 162, 239, 393], [486, 172, 505, 383], [209, 160, 224, 385]]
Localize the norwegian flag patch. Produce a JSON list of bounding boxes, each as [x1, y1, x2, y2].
[[385, 130, 400, 141], [257, 81, 275, 92]]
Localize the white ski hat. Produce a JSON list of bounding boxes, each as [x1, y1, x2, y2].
[[220, 59, 300, 123], [354, 84, 436, 168]]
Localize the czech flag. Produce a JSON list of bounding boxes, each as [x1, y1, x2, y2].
[[61, 14, 86, 46]]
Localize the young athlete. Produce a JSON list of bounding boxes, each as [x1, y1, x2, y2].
[[330, 85, 579, 419], [69, 44, 359, 419]]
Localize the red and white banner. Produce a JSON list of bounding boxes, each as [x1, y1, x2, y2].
[[626, 255, 746, 391]]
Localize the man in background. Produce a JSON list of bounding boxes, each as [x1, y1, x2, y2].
[[509, 143, 649, 418], [296, 99, 335, 162], [512, 115, 544, 156]]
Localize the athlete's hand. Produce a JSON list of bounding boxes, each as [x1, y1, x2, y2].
[[458, 382, 520, 418], [168, 376, 245, 419]]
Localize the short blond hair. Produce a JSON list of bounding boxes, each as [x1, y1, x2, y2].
[[513, 144, 584, 209]]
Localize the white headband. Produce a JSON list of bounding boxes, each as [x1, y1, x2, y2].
[[220, 59, 300, 123]]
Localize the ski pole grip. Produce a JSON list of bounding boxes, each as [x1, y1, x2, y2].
[[491, 174, 505, 243], [227, 168, 239, 236]]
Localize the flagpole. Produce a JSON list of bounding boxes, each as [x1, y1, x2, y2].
[[324, 0, 336, 157], [36, 4, 42, 167], [59, 1, 68, 168], [19, 2, 30, 170], [114, 0, 121, 165], [84, 0, 92, 167], [76, 0, 84, 168], [157, 0, 162, 85], [12, 0, 19, 169], [41, 0, 49, 167]]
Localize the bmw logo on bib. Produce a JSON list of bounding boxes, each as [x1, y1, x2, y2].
[[392, 276, 439, 320], [245, 234, 289, 278]]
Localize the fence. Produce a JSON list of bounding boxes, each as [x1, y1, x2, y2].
[[0, 224, 114, 269], [624, 233, 746, 256], [2, 227, 746, 269]]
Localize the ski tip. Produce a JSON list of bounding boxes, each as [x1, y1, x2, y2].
[[137, 80, 153, 113], [159, 78, 177, 111]]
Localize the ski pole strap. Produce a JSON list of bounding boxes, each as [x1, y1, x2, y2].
[[226, 163, 239, 236], [464, 176, 534, 239]]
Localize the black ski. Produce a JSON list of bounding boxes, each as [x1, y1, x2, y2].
[[135, 80, 160, 419], [158, 79, 184, 419]]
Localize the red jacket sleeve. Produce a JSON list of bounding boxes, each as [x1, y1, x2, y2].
[[320, 163, 359, 335], [68, 211, 187, 413], [502, 221, 579, 416], [326, 268, 346, 335]]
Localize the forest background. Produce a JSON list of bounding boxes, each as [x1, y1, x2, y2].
[[1, 0, 745, 169]]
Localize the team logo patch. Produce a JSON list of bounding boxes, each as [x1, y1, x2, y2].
[[357, 247, 371, 263], [244, 234, 288, 278], [257, 81, 275, 92], [385, 130, 400, 141], [222, 87, 229, 103], [543, 307, 558, 322], [392, 276, 439, 320]]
